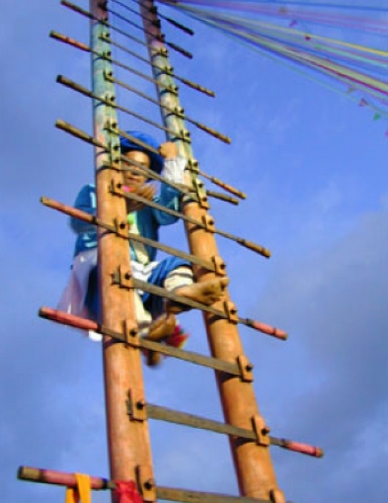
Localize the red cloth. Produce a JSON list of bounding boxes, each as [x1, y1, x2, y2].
[[165, 329, 188, 349], [114, 481, 143, 503]]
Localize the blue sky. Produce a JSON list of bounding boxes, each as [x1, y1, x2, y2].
[[1, 1, 387, 502]]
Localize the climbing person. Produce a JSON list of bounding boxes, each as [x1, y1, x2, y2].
[[59, 131, 229, 365]]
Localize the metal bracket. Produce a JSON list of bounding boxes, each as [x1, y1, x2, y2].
[[118, 265, 134, 289], [270, 489, 286, 503], [127, 389, 147, 422], [173, 106, 185, 119], [162, 65, 174, 76], [186, 158, 199, 175], [104, 93, 116, 106], [202, 214, 215, 233], [155, 47, 168, 57], [211, 255, 227, 276], [136, 465, 157, 502], [109, 178, 123, 195], [104, 117, 118, 133], [237, 355, 254, 383], [151, 46, 168, 60], [123, 319, 139, 346], [113, 218, 129, 239], [160, 84, 178, 96], [99, 32, 110, 43], [178, 128, 191, 143], [108, 144, 121, 165], [252, 415, 271, 447], [103, 69, 114, 81], [224, 301, 238, 324], [193, 178, 210, 209]]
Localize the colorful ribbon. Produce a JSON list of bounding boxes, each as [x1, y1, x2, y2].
[[159, 0, 388, 122]]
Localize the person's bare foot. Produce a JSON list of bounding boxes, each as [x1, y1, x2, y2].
[[143, 313, 177, 367], [167, 277, 229, 313], [146, 313, 177, 342]]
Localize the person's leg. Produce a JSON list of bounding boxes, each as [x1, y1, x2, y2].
[[141, 257, 228, 366], [140, 258, 189, 366], [84, 266, 99, 320], [142, 311, 178, 367], [165, 269, 229, 312], [144, 256, 229, 315], [162, 263, 229, 314], [142, 257, 192, 317]]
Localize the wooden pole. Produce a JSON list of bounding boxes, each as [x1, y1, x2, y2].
[[139, 1, 283, 500], [89, 0, 154, 496]]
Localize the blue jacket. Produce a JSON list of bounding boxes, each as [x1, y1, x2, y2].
[[70, 182, 181, 261]]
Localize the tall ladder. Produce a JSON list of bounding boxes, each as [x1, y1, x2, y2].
[[18, 1, 323, 503]]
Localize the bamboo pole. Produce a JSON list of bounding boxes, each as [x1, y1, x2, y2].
[[139, 1, 283, 500], [89, 0, 154, 496]]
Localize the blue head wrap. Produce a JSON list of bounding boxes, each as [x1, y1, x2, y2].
[[119, 131, 164, 174]]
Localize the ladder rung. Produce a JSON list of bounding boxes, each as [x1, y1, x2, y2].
[[128, 401, 324, 458], [156, 486, 271, 503], [39, 307, 242, 377], [17, 466, 272, 503], [134, 402, 255, 441], [140, 338, 241, 376]]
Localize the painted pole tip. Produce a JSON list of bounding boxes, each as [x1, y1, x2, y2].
[[250, 320, 288, 340], [281, 439, 324, 458]]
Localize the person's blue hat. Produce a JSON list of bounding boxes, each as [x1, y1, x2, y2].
[[120, 130, 164, 174]]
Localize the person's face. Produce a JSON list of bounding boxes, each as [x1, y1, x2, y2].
[[123, 150, 149, 188]]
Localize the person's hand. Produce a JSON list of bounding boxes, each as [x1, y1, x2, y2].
[[126, 183, 156, 212], [159, 142, 177, 159]]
